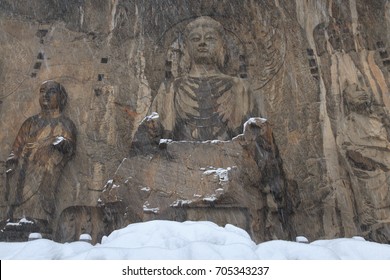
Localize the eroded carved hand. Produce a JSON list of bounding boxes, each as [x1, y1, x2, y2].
[[52, 136, 73, 154], [243, 118, 270, 139], [140, 112, 163, 144]]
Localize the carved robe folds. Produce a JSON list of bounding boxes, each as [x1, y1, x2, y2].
[[152, 74, 252, 141], [6, 114, 76, 223]]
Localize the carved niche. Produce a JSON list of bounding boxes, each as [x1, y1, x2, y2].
[[100, 16, 291, 242]]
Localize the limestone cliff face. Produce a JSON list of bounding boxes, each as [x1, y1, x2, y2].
[[0, 0, 389, 243]]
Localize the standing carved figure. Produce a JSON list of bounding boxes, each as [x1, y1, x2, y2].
[[150, 16, 253, 141], [5, 80, 76, 225]]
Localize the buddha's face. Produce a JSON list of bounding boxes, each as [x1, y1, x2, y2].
[[344, 84, 371, 107], [39, 82, 60, 111], [187, 25, 223, 65]]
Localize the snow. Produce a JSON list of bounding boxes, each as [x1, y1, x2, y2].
[[142, 112, 159, 122], [52, 136, 65, 145], [296, 236, 309, 243], [28, 233, 42, 240], [202, 167, 230, 182], [6, 217, 34, 226], [79, 234, 92, 242], [159, 138, 172, 145], [1, 220, 389, 260], [242, 117, 268, 133], [170, 199, 192, 207], [142, 202, 159, 214]]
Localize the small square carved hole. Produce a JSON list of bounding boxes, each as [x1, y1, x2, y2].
[[377, 41, 385, 49], [101, 58, 108, 63], [33, 62, 42, 69], [98, 74, 104, 81], [309, 59, 317, 67], [37, 52, 44, 60], [379, 51, 388, 59], [36, 29, 48, 38]]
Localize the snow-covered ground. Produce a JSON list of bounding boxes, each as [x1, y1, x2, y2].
[[1, 220, 389, 260]]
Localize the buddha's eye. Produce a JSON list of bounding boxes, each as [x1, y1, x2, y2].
[[190, 35, 201, 42]]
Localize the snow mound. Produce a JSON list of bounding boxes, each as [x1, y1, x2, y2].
[[1, 220, 390, 260]]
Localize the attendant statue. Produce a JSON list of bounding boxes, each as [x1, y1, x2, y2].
[[142, 16, 254, 142], [5, 80, 77, 225]]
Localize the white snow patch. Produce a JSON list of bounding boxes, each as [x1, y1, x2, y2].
[[243, 117, 268, 133], [215, 188, 225, 195], [6, 218, 34, 226], [6, 222, 21, 226], [203, 195, 217, 202], [143, 202, 159, 214], [170, 200, 192, 207], [142, 112, 159, 122], [79, 234, 92, 241], [203, 168, 229, 182], [28, 233, 42, 240], [7, 152, 15, 160], [53, 136, 65, 145], [296, 236, 309, 243], [159, 138, 172, 145], [352, 236, 366, 241]]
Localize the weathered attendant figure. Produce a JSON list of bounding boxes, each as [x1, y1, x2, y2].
[[5, 80, 77, 225], [148, 16, 253, 142]]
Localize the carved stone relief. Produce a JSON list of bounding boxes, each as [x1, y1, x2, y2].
[[2, 81, 76, 236], [101, 16, 291, 242], [0, 1, 389, 245], [338, 83, 390, 242]]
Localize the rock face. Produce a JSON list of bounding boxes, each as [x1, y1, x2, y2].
[[101, 117, 291, 243], [0, 0, 389, 244]]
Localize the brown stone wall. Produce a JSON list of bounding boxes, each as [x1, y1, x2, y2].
[[0, 0, 389, 243]]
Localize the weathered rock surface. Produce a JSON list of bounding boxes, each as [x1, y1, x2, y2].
[[0, 0, 389, 244], [101, 118, 291, 242]]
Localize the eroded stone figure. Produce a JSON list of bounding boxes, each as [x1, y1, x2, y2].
[[141, 16, 253, 142], [116, 17, 290, 241], [5, 80, 77, 225], [339, 83, 390, 239]]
